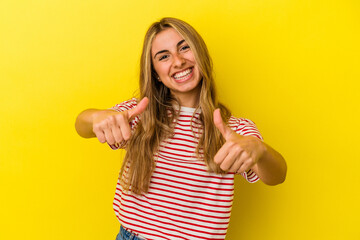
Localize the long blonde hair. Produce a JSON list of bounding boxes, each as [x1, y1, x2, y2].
[[120, 17, 231, 194]]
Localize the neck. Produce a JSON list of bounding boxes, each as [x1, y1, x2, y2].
[[171, 86, 201, 108], [177, 95, 199, 108]]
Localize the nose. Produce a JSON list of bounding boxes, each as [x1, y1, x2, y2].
[[172, 53, 186, 68]]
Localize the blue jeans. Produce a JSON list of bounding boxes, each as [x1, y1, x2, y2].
[[116, 225, 143, 240]]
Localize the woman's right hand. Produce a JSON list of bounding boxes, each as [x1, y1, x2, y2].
[[92, 97, 149, 146]]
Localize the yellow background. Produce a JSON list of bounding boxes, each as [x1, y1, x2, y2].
[[1, 0, 359, 239]]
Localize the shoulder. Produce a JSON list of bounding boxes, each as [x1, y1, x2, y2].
[[111, 98, 138, 112], [228, 116, 263, 141]]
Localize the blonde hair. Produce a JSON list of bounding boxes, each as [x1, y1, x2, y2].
[[120, 17, 231, 194]]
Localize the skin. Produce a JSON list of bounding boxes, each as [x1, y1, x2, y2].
[[151, 28, 202, 108], [213, 109, 287, 185], [75, 27, 287, 185], [75, 97, 149, 145], [92, 98, 149, 145], [150, 28, 286, 185]]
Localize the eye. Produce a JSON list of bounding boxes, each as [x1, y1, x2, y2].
[[159, 55, 169, 61], [180, 45, 190, 51]]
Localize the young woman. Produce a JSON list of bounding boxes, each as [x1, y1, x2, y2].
[[75, 17, 287, 240]]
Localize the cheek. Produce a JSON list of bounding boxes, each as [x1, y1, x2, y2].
[[185, 52, 196, 62], [157, 66, 168, 76], [152, 63, 163, 75], [158, 64, 172, 76], [185, 53, 198, 72]]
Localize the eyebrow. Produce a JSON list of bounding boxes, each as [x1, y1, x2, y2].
[[153, 39, 186, 59]]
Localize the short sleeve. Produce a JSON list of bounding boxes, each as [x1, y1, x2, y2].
[[234, 118, 263, 141], [107, 98, 140, 150], [228, 116, 263, 183], [110, 98, 138, 112]]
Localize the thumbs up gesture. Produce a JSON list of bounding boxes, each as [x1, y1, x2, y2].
[[213, 109, 266, 173], [92, 97, 149, 146]]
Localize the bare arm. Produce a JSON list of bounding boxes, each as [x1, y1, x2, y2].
[[75, 109, 118, 138], [213, 109, 287, 186], [251, 141, 287, 185], [74, 97, 149, 145]]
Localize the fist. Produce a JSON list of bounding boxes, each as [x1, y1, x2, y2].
[[213, 109, 265, 173], [92, 97, 149, 146]]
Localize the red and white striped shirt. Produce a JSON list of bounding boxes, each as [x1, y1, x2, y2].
[[110, 98, 263, 240]]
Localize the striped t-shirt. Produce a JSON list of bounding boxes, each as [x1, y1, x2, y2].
[[110, 98, 263, 240]]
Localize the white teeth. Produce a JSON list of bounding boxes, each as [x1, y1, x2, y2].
[[173, 68, 192, 79]]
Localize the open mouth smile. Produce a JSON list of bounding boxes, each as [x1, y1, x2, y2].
[[172, 67, 194, 83]]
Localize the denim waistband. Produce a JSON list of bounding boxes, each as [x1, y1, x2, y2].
[[117, 225, 143, 240]]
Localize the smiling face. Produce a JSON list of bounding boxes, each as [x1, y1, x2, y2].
[[151, 28, 202, 107]]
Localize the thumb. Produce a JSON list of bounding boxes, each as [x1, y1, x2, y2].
[[128, 97, 149, 120], [213, 108, 233, 140]]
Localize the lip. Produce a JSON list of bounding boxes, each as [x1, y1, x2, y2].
[[171, 67, 193, 77], [171, 67, 194, 83]]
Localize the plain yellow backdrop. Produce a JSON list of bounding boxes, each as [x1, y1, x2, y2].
[[1, 0, 359, 239]]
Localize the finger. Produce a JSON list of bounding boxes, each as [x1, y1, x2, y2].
[[93, 126, 106, 143], [128, 97, 149, 120], [237, 151, 254, 173], [117, 113, 132, 140], [220, 147, 244, 172], [214, 141, 232, 165], [103, 127, 115, 145], [237, 160, 252, 174], [106, 115, 123, 143], [228, 152, 246, 173], [111, 124, 124, 143], [213, 108, 233, 140], [229, 160, 244, 173]]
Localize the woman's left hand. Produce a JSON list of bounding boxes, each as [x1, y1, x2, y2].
[[213, 109, 266, 173]]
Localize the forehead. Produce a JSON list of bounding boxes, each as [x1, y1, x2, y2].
[[151, 28, 184, 56]]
